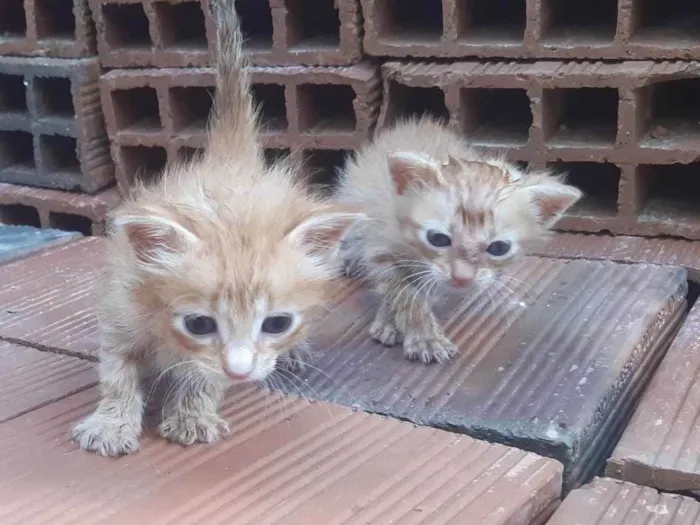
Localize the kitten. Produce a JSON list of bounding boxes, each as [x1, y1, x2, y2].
[[336, 117, 582, 365], [72, 0, 363, 457]]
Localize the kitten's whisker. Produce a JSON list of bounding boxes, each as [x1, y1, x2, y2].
[[276, 368, 334, 421]]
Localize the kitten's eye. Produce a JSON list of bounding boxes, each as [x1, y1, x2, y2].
[[261, 314, 294, 335], [184, 315, 217, 336], [426, 230, 451, 248], [486, 240, 511, 257]]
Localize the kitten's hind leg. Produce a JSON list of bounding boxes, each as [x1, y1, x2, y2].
[[159, 364, 229, 446], [370, 295, 404, 346], [73, 353, 145, 456]]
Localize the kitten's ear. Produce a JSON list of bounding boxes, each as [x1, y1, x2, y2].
[[523, 179, 583, 228], [288, 208, 365, 262], [387, 151, 444, 195], [112, 205, 199, 272]]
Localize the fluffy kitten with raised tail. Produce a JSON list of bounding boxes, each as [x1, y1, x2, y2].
[[336, 117, 582, 365], [72, 0, 363, 457]]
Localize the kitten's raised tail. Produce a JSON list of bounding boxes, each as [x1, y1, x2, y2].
[[208, 0, 259, 156]]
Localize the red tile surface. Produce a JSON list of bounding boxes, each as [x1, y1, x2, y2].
[[607, 300, 700, 492], [0, 238, 104, 359], [0, 387, 563, 524], [547, 477, 700, 524], [531, 233, 700, 281], [0, 341, 96, 424]]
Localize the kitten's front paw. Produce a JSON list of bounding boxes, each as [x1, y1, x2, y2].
[[72, 414, 141, 457], [159, 413, 230, 446], [370, 318, 403, 346], [403, 333, 458, 364]]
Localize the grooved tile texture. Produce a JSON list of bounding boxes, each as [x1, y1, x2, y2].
[[0, 387, 563, 524], [379, 60, 700, 239], [0, 225, 81, 264], [547, 477, 700, 524], [0, 341, 96, 424], [530, 233, 700, 281], [0, 238, 104, 358], [273, 258, 688, 491], [607, 300, 700, 492]]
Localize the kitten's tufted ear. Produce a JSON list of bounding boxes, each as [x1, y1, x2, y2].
[[387, 151, 444, 195], [523, 179, 583, 228], [112, 205, 199, 272], [287, 207, 366, 263]]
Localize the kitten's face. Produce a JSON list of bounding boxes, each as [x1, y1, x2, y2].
[[115, 199, 359, 382], [388, 152, 582, 290]]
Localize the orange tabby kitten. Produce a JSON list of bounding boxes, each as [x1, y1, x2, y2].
[[336, 117, 582, 364], [72, 0, 363, 456]]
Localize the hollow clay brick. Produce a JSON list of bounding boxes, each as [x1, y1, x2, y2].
[[89, 0, 362, 68], [100, 64, 380, 193], [606, 300, 700, 493], [0, 183, 120, 237], [0, 341, 96, 424], [270, 257, 687, 491], [0, 0, 96, 58], [0, 56, 113, 194], [0, 385, 563, 524], [379, 60, 700, 240], [363, 0, 700, 60], [547, 477, 700, 524], [0, 225, 81, 264], [530, 233, 700, 282]]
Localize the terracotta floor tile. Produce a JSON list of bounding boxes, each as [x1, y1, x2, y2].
[[272, 258, 687, 491], [0, 225, 81, 265], [0, 341, 96, 423], [0, 387, 563, 525], [531, 232, 700, 281], [546, 477, 700, 524], [607, 300, 700, 492], [0, 238, 104, 358]]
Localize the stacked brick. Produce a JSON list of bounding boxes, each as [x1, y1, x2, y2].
[[0, 0, 116, 236], [94, 0, 377, 195]]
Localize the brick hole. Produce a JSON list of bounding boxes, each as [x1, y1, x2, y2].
[[154, 2, 207, 50], [102, 3, 151, 49], [236, 0, 273, 51], [35, 0, 77, 40], [631, 0, 700, 45], [177, 147, 205, 163], [542, 0, 617, 43], [302, 149, 348, 193], [251, 84, 288, 133], [460, 88, 531, 146], [169, 86, 213, 133], [543, 88, 618, 147], [1, 0, 27, 37], [49, 212, 92, 235], [286, 0, 340, 50], [379, 0, 442, 41], [0, 204, 40, 227], [112, 87, 161, 132], [636, 163, 700, 223], [0, 74, 27, 114], [263, 148, 292, 168], [384, 81, 449, 125], [548, 162, 620, 217], [297, 84, 355, 133], [457, 0, 526, 43], [119, 146, 168, 185], [0, 131, 35, 171], [40, 135, 79, 174], [642, 79, 700, 145], [34, 77, 74, 119]]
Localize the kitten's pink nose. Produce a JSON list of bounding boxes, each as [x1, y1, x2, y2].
[[451, 275, 472, 288]]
